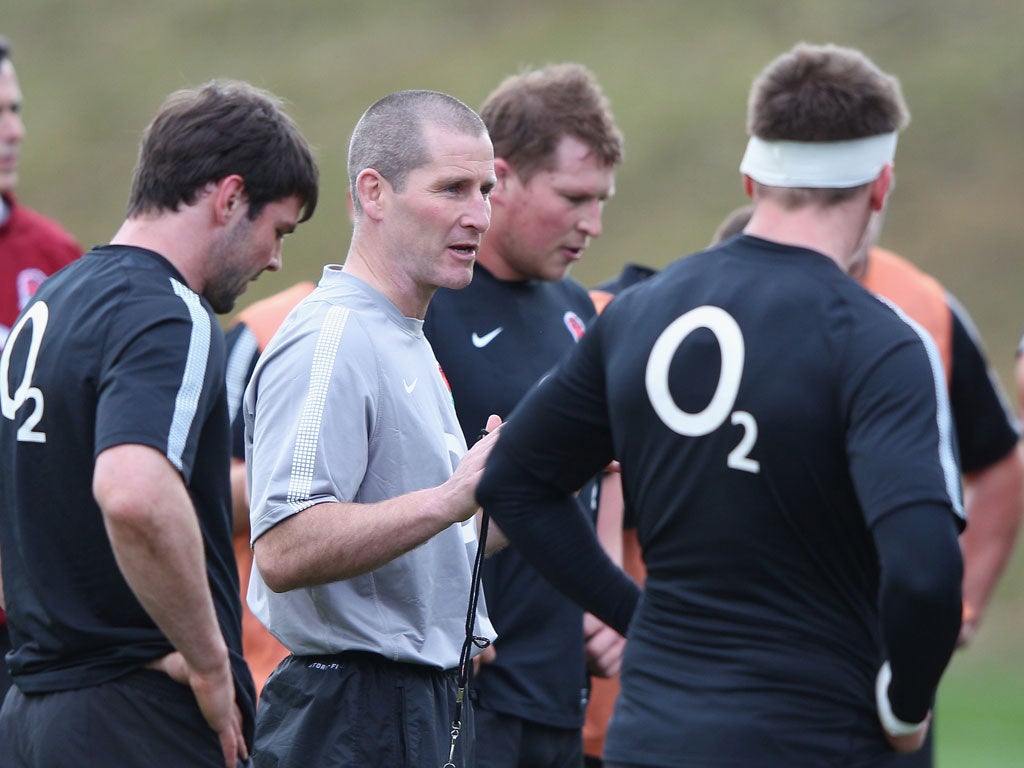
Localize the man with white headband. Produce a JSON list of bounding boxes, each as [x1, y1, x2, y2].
[[476, 42, 964, 767]]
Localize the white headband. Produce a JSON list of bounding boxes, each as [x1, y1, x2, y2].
[[739, 132, 898, 188]]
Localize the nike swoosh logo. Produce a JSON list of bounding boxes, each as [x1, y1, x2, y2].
[[472, 327, 503, 348], [404, 378, 418, 393]]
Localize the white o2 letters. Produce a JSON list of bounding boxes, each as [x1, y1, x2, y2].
[[645, 305, 759, 474], [0, 301, 49, 443]]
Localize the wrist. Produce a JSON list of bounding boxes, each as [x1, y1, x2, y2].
[[188, 640, 230, 676], [875, 661, 929, 736]]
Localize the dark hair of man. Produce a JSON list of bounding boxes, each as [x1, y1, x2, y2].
[[480, 63, 623, 182], [126, 80, 319, 223], [710, 204, 753, 246], [746, 43, 910, 206], [0, 35, 11, 64], [347, 89, 487, 215]]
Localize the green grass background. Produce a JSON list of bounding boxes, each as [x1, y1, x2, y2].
[[5, 2, 1022, 764]]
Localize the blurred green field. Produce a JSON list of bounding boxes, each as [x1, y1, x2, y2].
[[5, 2, 1023, 764], [938, 651, 1024, 766]]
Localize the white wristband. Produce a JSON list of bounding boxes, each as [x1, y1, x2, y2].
[[875, 661, 928, 736]]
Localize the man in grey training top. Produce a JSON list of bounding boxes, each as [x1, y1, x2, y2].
[[244, 89, 501, 767]]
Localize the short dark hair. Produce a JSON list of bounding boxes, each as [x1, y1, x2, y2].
[[746, 43, 909, 205], [348, 89, 486, 214], [126, 80, 318, 223], [480, 63, 623, 181], [0, 35, 11, 65], [748, 43, 909, 142]]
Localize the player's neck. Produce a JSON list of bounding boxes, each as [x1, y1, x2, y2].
[[745, 203, 868, 271], [342, 242, 434, 320], [475, 242, 528, 282], [110, 211, 207, 290]]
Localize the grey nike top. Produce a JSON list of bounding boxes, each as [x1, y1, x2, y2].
[[244, 266, 494, 667]]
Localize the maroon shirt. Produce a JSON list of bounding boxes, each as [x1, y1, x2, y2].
[[1, 193, 81, 350]]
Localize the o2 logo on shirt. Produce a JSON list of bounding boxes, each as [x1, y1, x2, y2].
[[0, 301, 49, 443], [645, 305, 759, 474]]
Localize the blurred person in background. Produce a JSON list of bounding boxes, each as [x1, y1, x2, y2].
[[0, 35, 80, 352], [424, 62, 625, 768], [0, 31, 84, 706]]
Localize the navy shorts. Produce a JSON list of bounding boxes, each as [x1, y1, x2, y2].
[[0, 669, 251, 767], [475, 706, 583, 768], [253, 651, 474, 768]]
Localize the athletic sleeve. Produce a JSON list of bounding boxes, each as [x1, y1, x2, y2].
[[844, 314, 965, 531], [946, 294, 1020, 472], [873, 504, 962, 723], [477, 318, 641, 635], [247, 308, 377, 541], [95, 281, 222, 484], [844, 310, 965, 721]]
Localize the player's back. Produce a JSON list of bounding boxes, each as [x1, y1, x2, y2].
[[597, 235, 958, 765]]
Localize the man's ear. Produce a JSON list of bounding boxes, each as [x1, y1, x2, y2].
[[356, 169, 387, 222], [490, 158, 517, 205], [869, 164, 893, 212], [213, 175, 247, 224], [743, 175, 754, 198]]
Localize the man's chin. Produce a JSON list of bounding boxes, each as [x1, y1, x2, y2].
[[205, 285, 245, 314], [544, 263, 572, 283], [438, 265, 475, 291]]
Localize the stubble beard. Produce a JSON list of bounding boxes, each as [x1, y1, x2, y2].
[[204, 222, 255, 314]]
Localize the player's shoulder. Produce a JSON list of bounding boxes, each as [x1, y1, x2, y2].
[[265, 288, 376, 361], [558, 274, 594, 303], [233, 281, 316, 328], [87, 247, 221, 333], [867, 247, 946, 295], [7, 199, 78, 247], [595, 263, 659, 296]]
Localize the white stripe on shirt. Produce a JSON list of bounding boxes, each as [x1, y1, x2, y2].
[[226, 325, 259, 427], [287, 305, 350, 509], [878, 295, 966, 522], [167, 278, 211, 472]]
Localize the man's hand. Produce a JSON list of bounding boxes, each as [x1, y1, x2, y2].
[[147, 651, 247, 768], [957, 600, 976, 647], [472, 643, 497, 676], [584, 613, 626, 678], [445, 414, 503, 523]]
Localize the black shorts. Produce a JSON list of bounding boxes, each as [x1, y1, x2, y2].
[[475, 706, 583, 768], [0, 669, 250, 767], [253, 651, 473, 768]]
